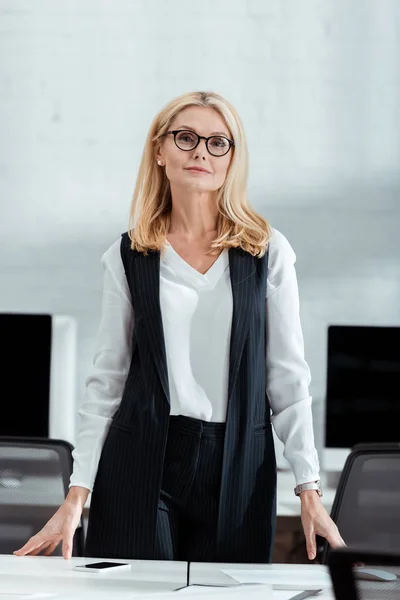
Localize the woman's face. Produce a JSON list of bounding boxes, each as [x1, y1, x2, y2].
[[156, 106, 233, 193]]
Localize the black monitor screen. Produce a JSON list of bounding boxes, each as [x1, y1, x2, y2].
[[325, 325, 400, 448], [0, 313, 51, 437]]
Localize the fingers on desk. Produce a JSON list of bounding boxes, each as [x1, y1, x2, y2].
[[14, 533, 63, 558]]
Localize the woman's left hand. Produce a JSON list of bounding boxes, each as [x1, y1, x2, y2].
[[300, 491, 346, 560]]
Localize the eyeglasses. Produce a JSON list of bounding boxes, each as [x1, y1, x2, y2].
[[164, 130, 234, 157]]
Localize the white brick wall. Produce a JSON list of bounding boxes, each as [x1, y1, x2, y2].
[[1, 0, 399, 461]]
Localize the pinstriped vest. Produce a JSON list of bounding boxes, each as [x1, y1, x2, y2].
[[85, 232, 277, 562]]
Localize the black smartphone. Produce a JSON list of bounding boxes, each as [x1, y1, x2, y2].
[[73, 561, 131, 573]]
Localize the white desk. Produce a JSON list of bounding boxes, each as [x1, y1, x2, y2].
[[0, 555, 335, 600], [0, 555, 186, 599]]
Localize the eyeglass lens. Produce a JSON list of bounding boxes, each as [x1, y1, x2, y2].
[[174, 131, 230, 156]]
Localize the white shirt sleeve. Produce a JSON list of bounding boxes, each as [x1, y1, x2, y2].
[[69, 238, 134, 491], [266, 229, 320, 486]]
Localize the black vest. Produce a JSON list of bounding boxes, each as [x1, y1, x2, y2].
[[85, 233, 277, 562]]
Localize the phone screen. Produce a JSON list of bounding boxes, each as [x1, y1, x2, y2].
[[83, 562, 127, 569]]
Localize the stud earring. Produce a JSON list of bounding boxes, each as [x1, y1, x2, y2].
[[157, 160, 163, 166]]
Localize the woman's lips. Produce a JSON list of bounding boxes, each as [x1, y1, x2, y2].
[[185, 167, 212, 174]]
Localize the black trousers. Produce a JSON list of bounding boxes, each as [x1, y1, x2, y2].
[[154, 415, 226, 562]]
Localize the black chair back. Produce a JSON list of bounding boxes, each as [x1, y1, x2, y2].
[[321, 443, 400, 564], [0, 437, 84, 556], [329, 547, 400, 600]]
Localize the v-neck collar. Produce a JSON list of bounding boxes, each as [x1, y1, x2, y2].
[[163, 240, 229, 289]]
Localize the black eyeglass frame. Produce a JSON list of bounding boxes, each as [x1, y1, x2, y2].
[[164, 130, 235, 157]]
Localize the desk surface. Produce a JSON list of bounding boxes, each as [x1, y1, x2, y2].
[[0, 555, 335, 600]]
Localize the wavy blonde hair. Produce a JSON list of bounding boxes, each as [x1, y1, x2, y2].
[[128, 91, 271, 257]]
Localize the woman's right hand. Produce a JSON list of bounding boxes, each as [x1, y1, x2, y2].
[[13, 486, 89, 560]]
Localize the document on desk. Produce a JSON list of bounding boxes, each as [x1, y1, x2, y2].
[[221, 568, 332, 590], [173, 584, 272, 597], [272, 592, 328, 600], [173, 588, 330, 600]]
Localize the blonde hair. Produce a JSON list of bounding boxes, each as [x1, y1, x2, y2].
[[128, 91, 271, 257]]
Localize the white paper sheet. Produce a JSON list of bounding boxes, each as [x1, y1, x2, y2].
[[271, 592, 306, 600], [273, 591, 335, 600], [175, 586, 260, 595], [159, 585, 273, 598], [222, 569, 332, 590]]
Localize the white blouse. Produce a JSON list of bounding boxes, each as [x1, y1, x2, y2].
[[69, 228, 320, 491]]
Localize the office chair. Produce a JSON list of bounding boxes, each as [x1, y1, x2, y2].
[[0, 437, 84, 556], [320, 443, 400, 565], [329, 547, 400, 600]]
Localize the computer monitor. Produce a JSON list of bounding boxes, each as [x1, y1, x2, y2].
[[0, 313, 77, 445], [323, 325, 400, 471]]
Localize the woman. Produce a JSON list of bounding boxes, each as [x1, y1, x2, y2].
[[15, 91, 345, 563]]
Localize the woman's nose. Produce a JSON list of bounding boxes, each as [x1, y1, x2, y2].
[[193, 138, 208, 158]]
